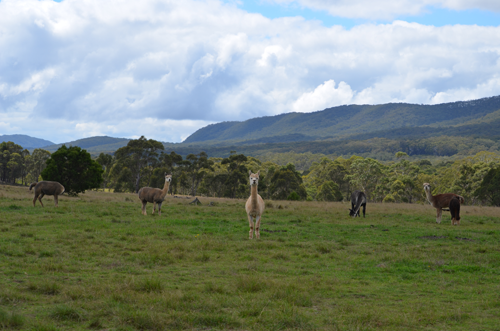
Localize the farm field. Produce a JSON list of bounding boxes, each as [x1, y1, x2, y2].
[[1, 184, 500, 330]]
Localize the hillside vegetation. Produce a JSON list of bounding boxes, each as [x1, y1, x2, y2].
[[41, 136, 131, 154], [184, 95, 500, 144]]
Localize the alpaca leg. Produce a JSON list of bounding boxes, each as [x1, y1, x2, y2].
[[141, 201, 147, 215], [38, 193, 45, 207], [248, 214, 254, 239], [158, 202, 162, 216], [33, 194, 37, 207], [362, 204, 366, 218], [436, 209, 442, 224], [54, 195, 59, 207], [255, 215, 261, 239], [152, 202, 156, 215]]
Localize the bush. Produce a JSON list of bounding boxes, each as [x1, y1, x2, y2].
[[287, 191, 300, 201], [383, 194, 396, 203]]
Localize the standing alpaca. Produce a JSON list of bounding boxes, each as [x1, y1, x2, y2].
[[245, 170, 265, 239], [423, 183, 464, 224], [29, 181, 65, 207], [449, 196, 461, 225], [349, 190, 367, 217], [138, 174, 172, 216]]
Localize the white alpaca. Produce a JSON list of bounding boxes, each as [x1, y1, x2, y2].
[[245, 170, 265, 239]]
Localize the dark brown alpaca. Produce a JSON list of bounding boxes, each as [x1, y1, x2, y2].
[[138, 174, 172, 216], [449, 196, 461, 225], [423, 183, 464, 224], [29, 181, 65, 207]]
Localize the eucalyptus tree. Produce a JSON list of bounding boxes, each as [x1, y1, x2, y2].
[[180, 152, 213, 196], [113, 136, 164, 193]]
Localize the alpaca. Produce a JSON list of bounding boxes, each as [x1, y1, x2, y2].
[[423, 183, 464, 224], [245, 170, 265, 239], [349, 190, 367, 217], [138, 173, 172, 216], [29, 181, 65, 207], [449, 196, 461, 225]]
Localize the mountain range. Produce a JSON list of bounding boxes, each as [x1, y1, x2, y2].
[[2, 95, 500, 160]]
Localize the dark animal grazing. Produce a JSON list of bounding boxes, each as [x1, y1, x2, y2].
[[138, 174, 172, 216], [423, 183, 464, 223], [449, 196, 461, 225], [29, 181, 65, 207], [349, 190, 366, 217]]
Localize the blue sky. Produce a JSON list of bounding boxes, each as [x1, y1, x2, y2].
[[233, 1, 500, 28], [1, 0, 500, 142]]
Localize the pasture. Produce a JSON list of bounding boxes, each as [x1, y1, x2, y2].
[[1, 184, 500, 330]]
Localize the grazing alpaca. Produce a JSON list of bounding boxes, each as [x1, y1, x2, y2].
[[449, 196, 461, 225], [29, 181, 65, 207], [423, 183, 464, 224], [245, 170, 265, 239], [349, 190, 367, 217], [138, 174, 172, 216]]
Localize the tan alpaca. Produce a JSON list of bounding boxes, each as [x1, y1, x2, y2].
[[423, 183, 464, 224], [245, 170, 265, 239], [29, 181, 65, 207], [138, 174, 172, 216]]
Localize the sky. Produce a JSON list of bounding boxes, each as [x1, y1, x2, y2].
[[0, 0, 500, 144]]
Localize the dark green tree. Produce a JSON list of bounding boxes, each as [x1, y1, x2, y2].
[[114, 136, 164, 193], [475, 167, 500, 206], [269, 163, 307, 200], [180, 152, 213, 196], [41, 145, 103, 196], [317, 181, 343, 201], [0, 141, 24, 184], [221, 153, 248, 198]]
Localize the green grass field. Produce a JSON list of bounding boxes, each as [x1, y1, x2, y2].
[[1, 184, 500, 330]]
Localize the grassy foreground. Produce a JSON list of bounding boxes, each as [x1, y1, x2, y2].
[[0, 184, 500, 330]]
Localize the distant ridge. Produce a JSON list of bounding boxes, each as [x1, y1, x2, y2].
[[184, 95, 500, 144], [43, 136, 131, 154], [0, 134, 54, 148]]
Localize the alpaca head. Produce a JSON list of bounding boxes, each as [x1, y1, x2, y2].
[[164, 173, 172, 183], [423, 183, 431, 193], [349, 209, 359, 217], [248, 170, 260, 186]]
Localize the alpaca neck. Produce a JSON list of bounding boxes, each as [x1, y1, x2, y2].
[[250, 185, 258, 208], [161, 181, 170, 198], [425, 189, 434, 205]]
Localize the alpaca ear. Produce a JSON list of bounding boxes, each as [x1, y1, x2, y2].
[[249, 170, 252, 176], [257, 170, 260, 176], [164, 172, 166, 176]]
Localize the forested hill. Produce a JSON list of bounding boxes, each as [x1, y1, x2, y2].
[[184, 95, 500, 144], [42, 136, 130, 153], [0, 134, 54, 148]]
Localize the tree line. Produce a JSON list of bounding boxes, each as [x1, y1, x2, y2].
[[2, 137, 500, 206]]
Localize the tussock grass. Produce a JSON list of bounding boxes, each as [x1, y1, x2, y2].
[[0, 308, 24, 329], [1, 185, 500, 330]]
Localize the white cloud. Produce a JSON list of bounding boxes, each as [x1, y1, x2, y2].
[[1, 0, 500, 142], [292, 80, 354, 112]]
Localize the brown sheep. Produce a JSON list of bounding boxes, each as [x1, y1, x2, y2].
[[29, 181, 65, 207], [138, 173, 172, 216]]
